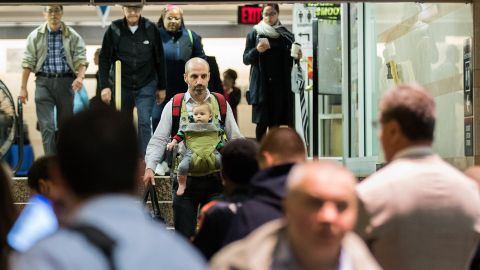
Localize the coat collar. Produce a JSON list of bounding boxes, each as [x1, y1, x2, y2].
[[38, 22, 70, 37]]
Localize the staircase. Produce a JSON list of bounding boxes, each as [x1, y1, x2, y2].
[[10, 176, 175, 227]]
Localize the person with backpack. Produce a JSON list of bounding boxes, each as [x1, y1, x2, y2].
[[12, 107, 206, 270], [98, 4, 167, 156], [152, 5, 206, 132], [166, 102, 224, 196], [144, 57, 242, 239]]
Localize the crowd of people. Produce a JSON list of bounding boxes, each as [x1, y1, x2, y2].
[[3, 2, 480, 270]]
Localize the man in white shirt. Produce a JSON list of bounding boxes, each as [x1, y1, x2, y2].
[[144, 57, 242, 238], [356, 84, 480, 270]]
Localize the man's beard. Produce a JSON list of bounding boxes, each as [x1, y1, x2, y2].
[[193, 85, 206, 95]]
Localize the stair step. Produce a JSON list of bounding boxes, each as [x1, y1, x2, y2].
[[11, 175, 175, 226]]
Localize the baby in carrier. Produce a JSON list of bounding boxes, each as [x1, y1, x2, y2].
[[167, 102, 223, 195]]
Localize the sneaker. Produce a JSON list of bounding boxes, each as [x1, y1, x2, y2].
[[161, 161, 170, 174], [155, 163, 166, 176]]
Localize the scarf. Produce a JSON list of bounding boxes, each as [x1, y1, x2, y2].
[[254, 20, 294, 43]]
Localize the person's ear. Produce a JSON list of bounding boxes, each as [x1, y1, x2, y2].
[[262, 151, 275, 168], [38, 179, 50, 196], [385, 120, 402, 143]]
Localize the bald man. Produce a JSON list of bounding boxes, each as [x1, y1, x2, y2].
[[211, 161, 381, 270], [144, 58, 242, 238]]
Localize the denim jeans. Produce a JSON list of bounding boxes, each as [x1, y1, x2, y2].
[[122, 80, 156, 156], [151, 100, 166, 133]]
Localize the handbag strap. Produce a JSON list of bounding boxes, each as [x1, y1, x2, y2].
[[142, 184, 161, 217], [69, 224, 116, 270]]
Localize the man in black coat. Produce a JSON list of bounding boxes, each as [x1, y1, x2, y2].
[[222, 127, 306, 245], [98, 4, 166, 156]]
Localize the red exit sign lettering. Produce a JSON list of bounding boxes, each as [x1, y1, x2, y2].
[[238, 5, 262, 25]]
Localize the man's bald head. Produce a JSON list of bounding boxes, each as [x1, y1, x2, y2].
[[185, 57, 210, 74], [284, 161, 358, 265], [286, 161, 356, 193]]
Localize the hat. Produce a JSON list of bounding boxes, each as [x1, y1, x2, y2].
[[122, 4, 144, 8]]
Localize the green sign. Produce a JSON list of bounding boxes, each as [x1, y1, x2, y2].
[[305, 3, 341, 21]]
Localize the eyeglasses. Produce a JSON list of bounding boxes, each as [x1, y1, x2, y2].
[[124, 7, 142, 13], [263, 12, 278, 17], [45, 8, 62, 14]]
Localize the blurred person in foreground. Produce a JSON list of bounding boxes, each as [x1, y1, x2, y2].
[[211, 161, 381, 270], [222, 127, 305, 245], [12, 107, 205, 270], [27, 155, 70, 225], [465, 166, 480, 189], [193, 138, 259, 259], [356, 84, 480, 270], [1, 164, 16, 270]]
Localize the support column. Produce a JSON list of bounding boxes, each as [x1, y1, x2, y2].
[[473, 1, 480, 164]]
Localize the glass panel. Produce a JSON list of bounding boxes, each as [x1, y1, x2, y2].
[[364, 3, 472, 159], [316, 11, 343, 157]]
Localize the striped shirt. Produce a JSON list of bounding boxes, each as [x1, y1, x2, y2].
[[41, 28, 70, 74]]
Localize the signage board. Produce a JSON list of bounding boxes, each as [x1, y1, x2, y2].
[[237, 5, 261, 25]]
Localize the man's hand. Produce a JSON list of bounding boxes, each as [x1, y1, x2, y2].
[[19, 87, 28, 104], [167, 139, 178, 151], [143, 168, 155, 186], [101, 88, 112, 104], [71, 76, 84, 91], [155, 89, 166, 105]]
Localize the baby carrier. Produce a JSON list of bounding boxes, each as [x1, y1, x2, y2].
[[171, 92, 227, 176]]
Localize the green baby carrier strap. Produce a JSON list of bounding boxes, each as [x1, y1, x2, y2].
[[179, 100, 221, 176]]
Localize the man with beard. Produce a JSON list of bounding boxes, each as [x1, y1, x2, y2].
[[211, 161, 381, 270], [144, 57, 242, 238]]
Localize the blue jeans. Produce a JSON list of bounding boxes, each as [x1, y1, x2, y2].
[[122, 80, 156, 156], [151, 101, 166, 133]]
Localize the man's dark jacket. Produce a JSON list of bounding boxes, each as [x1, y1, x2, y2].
[[98, 17, 166, 91], [222, 163, 294, 245]]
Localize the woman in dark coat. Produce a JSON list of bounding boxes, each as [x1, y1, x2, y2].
[[243, 4, 298, 141], [152, 5, 206, 131]]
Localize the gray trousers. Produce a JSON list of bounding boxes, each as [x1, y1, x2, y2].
[[35, 76, 74, 155]]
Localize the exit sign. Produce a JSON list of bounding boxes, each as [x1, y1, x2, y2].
[[238, 5, 262, 25]]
